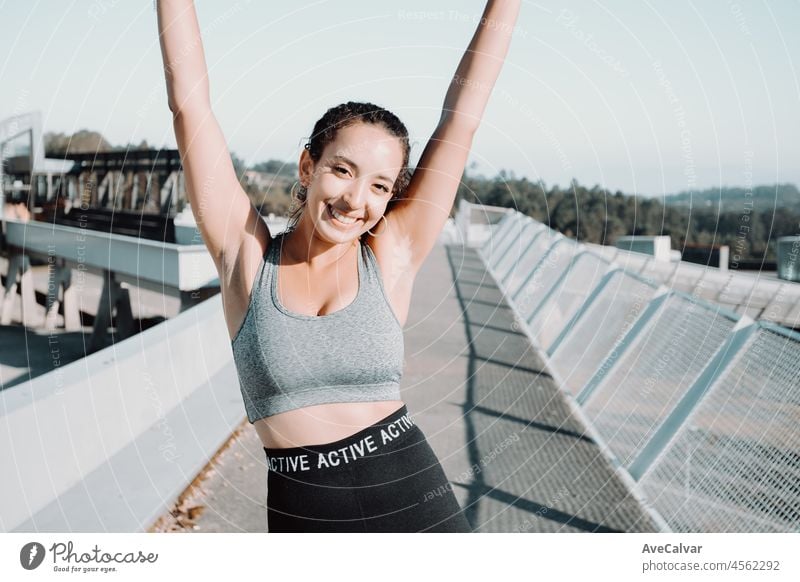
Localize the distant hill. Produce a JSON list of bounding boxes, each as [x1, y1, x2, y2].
[[456, 174, 800, 261], [251, 160, 298, 178], [662, 184, 800, 213], [44, 130, 114, 155], [45, 131, 158, 156]]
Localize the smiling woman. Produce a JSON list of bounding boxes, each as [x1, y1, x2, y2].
[[156, 0, 520, 533], [286, 110, 408, 249]]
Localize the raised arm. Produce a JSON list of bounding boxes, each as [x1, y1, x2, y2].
[[157, 0, 268, 275], [385, 0, 520, 271]]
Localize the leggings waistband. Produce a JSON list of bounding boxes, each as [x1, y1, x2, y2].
[[263, 404, 417, 474]]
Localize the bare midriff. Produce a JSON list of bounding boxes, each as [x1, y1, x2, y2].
[[253, 400, 406, 449]]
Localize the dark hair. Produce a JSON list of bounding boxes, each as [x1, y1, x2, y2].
[[287, 101, 412, 234]]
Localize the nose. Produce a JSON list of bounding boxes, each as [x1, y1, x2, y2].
[[340, 178, 370, 211]]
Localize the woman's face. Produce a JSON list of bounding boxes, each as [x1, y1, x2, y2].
[[299, 122, 404, 244]]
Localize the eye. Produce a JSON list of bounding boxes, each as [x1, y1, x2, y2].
[[375, 184, 390, 193], [334, 165, 349, 175]]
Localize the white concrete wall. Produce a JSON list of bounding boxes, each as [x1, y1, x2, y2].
[[0, 294, 244, 532]]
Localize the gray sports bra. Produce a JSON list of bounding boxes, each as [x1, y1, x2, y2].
[[230, 228, 405, 423]]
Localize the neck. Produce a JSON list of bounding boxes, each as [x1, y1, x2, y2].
[[283, 215, 359, 270]]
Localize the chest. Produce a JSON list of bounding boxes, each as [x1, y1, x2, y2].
[[275, 256, 360, 317], [275, 240, 412, 327]]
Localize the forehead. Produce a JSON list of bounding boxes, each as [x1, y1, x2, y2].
[[323, 123, 404, 171]]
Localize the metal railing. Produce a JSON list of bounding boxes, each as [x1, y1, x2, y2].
[[462, 201, 800, 533]]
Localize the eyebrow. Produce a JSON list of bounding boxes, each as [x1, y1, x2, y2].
[[331, 155, 394, 184]]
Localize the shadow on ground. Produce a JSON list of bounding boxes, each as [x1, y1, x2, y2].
[[444, 243, 660, 533]]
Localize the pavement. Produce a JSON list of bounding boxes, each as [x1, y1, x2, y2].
[[148, 240, 661, 533]]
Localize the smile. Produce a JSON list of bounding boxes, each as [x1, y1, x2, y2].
[[327, 204, 362, 228]]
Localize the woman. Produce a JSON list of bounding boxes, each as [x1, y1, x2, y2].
[[157, 0, 520, 532]]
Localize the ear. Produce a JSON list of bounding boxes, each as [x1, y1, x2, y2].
[[298, 149, 315, 187]]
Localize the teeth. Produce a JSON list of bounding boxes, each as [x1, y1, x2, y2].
[[329, 205, 358, 224]]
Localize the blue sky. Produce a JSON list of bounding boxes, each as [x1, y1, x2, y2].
[[1, 0, 798, 197]]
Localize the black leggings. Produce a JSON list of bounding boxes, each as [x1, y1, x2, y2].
[[264, 404, 472, 532]]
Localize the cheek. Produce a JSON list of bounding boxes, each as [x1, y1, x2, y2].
[[315, 172, 343, 194], [368, 200, 388, 216]]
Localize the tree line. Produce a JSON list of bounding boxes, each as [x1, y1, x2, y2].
[[41, 131, 797, 261], [454, 173, 799, 261]]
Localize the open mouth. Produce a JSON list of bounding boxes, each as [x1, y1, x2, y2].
[[326, 203, 362, 229]]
